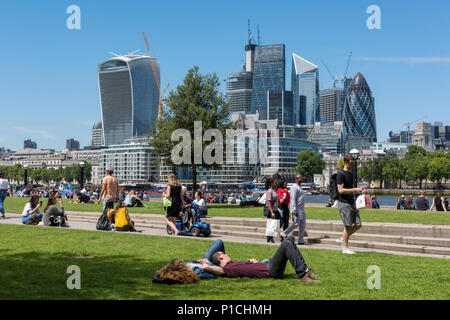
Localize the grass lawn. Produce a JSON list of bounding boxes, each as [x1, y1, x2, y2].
[[4, 197, 450, 225], [0, 224, 448, 300]]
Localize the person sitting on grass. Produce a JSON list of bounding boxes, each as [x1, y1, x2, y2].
[[109, 201, 136, 232], [124, 190, 146, 207], [404, 196, 415, 210], [43, 197, 69, 227], [22, 195, 43, 225], [371, 196, 380, 209], [73, 192, 92, 204], [198, 238, 319, 283]]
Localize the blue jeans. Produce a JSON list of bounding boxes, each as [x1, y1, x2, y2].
[[0, 190, 7, 214], [22, 213, 43, 225]]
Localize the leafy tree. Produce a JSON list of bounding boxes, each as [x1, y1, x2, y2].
[[292, 150, 325, 181], [404, 145, 427, 160], [382, 158, 405, 189], [427, 157, 450, 188], [150, 66, 231, 191]]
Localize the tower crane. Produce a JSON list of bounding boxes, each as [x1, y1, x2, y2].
[[142, 31, 170, 120], [322, 52, 353, 88], [404, 116, 428, 142], [322, 60, 338, 88]]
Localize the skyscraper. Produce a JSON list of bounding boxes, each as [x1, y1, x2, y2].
[[343, 72, 377, 152], [24, 139, 37, 149], [90, 120, 104, 147], [251, 45, 285, 119], [66, 138, 80, 151], [320, 88, 345, 123], [291, 53, 319, 125], [226, 71, 254, 114], [266, 90, 294, 126], [98, 54, 160, 146]]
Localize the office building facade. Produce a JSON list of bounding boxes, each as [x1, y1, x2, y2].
[[291, 53, 320, 125], [251, 45, 285, 119], [66, 138, 80, 151], [98, 54, 160, 146], [320, 88, 345, 123], [309, 121, 344, 154], [91, 120, 104, 147], [267, 90, 294, 126], [24, 139, 37, 149], [99, 137, 159, 183]]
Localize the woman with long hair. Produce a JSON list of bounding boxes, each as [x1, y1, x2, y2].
[[43, 197, 69, 227], [428, 192, 447, 212], [22, 195, 43, 225], [163, 174, 182, 236]]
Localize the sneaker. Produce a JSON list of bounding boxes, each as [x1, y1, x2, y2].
[[342, 249, 356, 255], [336, 238, 344, 245], [298, 274, 320, 283], [307, 269, 319, 277], [1, 214, 5, 219]]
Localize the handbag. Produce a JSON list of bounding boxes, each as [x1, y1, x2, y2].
[[96, 211, 112, 231], [356, 195, 366, 209], [163, 196, 172, 207], [265, 218, 280, 237]]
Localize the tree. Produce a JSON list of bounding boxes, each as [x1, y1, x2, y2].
[[292, 150, 325, 181], [427, 157, 450, 188], [404, 145, 427, 160], [382, 158, 405, 189], [150, 66, 231, 191]]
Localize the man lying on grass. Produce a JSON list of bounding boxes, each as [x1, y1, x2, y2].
[[198, 238, 319, 283]]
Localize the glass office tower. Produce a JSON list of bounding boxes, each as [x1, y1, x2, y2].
[[98, 55, 160, 146], [291, 53, 319, 125], [343, 72, 377, 148], [250, 45, 285, 119]]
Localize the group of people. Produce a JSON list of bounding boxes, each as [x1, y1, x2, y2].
[[396, 192, 448, 212], [21, 195, 69, 227], [327, 194, 380, 209]]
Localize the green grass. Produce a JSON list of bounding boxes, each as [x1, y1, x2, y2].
[[4, 197, 450, 225], [0, 224, 448, 300]]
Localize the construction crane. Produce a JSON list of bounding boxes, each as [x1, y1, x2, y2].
[[322, 52, 352, 88], [404, 116, 428, 142], [322, 60, 339, 88], [141, 31, 169, 120]]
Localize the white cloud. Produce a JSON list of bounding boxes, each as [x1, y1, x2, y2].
[[354, 57, 450, 64], [13, 126, 57, 140]]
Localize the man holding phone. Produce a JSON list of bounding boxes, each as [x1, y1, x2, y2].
[[336, 155, 365, 255]]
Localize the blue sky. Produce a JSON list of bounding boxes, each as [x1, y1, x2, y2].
[[1, 0, 449, 150]]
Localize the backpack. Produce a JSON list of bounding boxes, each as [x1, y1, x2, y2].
[[329, 171, 342, 201]]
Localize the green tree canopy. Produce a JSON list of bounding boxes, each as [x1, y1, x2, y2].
[[292, 150, 325, 181], [150, 66, 231, 190]]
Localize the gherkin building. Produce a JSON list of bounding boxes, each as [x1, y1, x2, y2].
[[343, 72, 377, 149]]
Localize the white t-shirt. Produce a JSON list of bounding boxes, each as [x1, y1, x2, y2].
[[193, 198, 206, 210], [0, 178, 10, 190], [22, 203, 39, 217], [124, 195, 133, 206]]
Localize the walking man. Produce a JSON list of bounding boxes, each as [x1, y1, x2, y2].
[[280, 174, 306, 245], [0, 171, 12, 219], [336, 155, 365, 254], [97, 166, 119, 212]]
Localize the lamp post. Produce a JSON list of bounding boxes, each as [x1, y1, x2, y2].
[[349, 149, 360, 189], [23, 164, 29, 187], [79, 161, 86, 190]]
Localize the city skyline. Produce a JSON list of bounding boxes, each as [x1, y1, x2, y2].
[[1, 0, 450, 150]]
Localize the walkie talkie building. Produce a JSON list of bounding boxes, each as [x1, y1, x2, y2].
[[98, 54, 160, 146]]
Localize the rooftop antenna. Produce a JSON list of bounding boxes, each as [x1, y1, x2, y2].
[[257, 24, 261, 45], [109, 51, 120, 57], [248, 19, 252, 44]]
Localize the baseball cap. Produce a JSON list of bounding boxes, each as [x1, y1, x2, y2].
[[105, 166, 114, 173]]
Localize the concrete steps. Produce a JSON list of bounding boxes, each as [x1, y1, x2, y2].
[[65, 212, 450, 259]]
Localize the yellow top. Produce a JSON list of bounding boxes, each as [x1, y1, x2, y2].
[[114, 207, 129, 228]]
